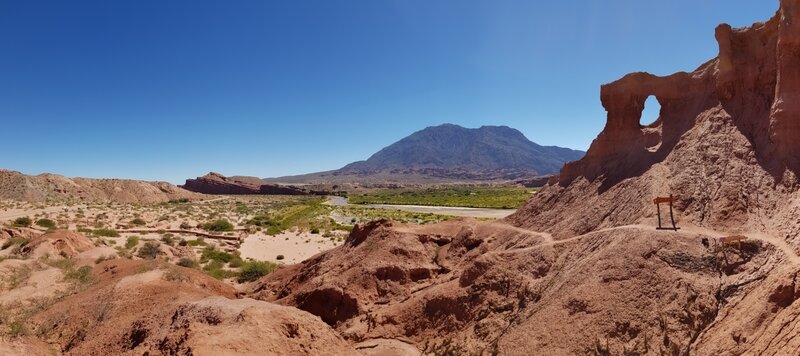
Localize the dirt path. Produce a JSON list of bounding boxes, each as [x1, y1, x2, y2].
[[485, 221, 554, 243], [491, 222, 800, 265]]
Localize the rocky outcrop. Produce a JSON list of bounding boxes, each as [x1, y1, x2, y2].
[[0, 169, 203, 203], [181, 172, 316, 195], [508, 1, 800, 241], [31, 260, 355, 355], [21, 230, 94, 259]]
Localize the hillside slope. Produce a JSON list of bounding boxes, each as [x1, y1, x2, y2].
[[0, 169, 203, 203]]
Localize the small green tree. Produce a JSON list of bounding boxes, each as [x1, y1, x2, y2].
[[125, 236, 140, 249], [238, 261, 278, 283], [176, 258, 197, 268], [35, 219, 57, 229], [203, 219, 234, 232], [13, 217, 32, 227], [136, 241, 161, 260]]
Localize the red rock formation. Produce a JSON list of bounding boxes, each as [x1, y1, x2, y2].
[[181, 172, 313, 195], [510, 0, 800, 240]]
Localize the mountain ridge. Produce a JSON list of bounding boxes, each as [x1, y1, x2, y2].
[[267, 123, 584, 184]]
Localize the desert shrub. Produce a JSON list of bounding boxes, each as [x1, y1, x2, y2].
[[310, 227, 320, 234], [247, 215, 273, 227], [94, 255, 115, 264], [35, 218, 57, 229], [93, 228, 120, 237], [202, 219, 234, 232], [186, 238, 207, 247], [163, 268, 188, 282], [125, 235, 140, 249], [202, 260, 239, 280], [228, 256, 244, 268], [130, 218, 146, 226], [12, 217, 32, 227], [276, 254, 285, 260], [201, 246, 234, 263], [178, 238, 188, 246], [160, 234, 175, 246], [8, 320, 27, 337], [179, 222, 192, 229], [169, 198, 190, 204], [237, 260, 278, 283], [136, 241, 161, 260], [176, 258, 198, 268], [65, 265, 94, 285]]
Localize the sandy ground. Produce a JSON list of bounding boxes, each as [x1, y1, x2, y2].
[[365, 204, 515, 219], [239, 231, 343, 264], [0, 205, 78, 221]]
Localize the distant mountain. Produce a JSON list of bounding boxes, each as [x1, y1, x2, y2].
[[268, 124, 584, 184], [342, 124, 583, 174]]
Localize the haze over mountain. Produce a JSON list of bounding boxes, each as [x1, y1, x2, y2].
[[268, 124, 584, 184]]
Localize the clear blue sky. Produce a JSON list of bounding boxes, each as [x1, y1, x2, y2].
[[0, 1, 777, 183]]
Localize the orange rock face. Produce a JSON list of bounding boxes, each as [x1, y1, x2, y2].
[[511, 0, 800, 240]]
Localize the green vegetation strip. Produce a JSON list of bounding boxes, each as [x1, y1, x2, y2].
[[348, 187, 535, 209]]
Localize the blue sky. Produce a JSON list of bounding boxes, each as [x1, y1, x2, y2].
[[0, 1, 777, 183]]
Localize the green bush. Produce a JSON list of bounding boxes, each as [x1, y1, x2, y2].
[[201, 246, 235, 263], [8, 320, 27, 337], [177, 258, 197, 268], [93, 228, 120, 237], [12, 217, 32, 227], [161, 234, 175, 246], [125, 236, 140, 249], [130, 218, 146, 226], [35, 218, 57, 229], [238, 261, 278, 283], [186, 239, 207, 247], [228, 256, 244, 268], [136, 241, 161, 259], [202, 260, 239, 280], [203, 219, 234, 232], [247, 215, 273, 227], [65, 265, 94, 285]]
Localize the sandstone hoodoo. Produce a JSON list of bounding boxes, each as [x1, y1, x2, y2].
[[181, 172, 320, 195], [250, 2, 800, 354], [509, 0, 800, 240]]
